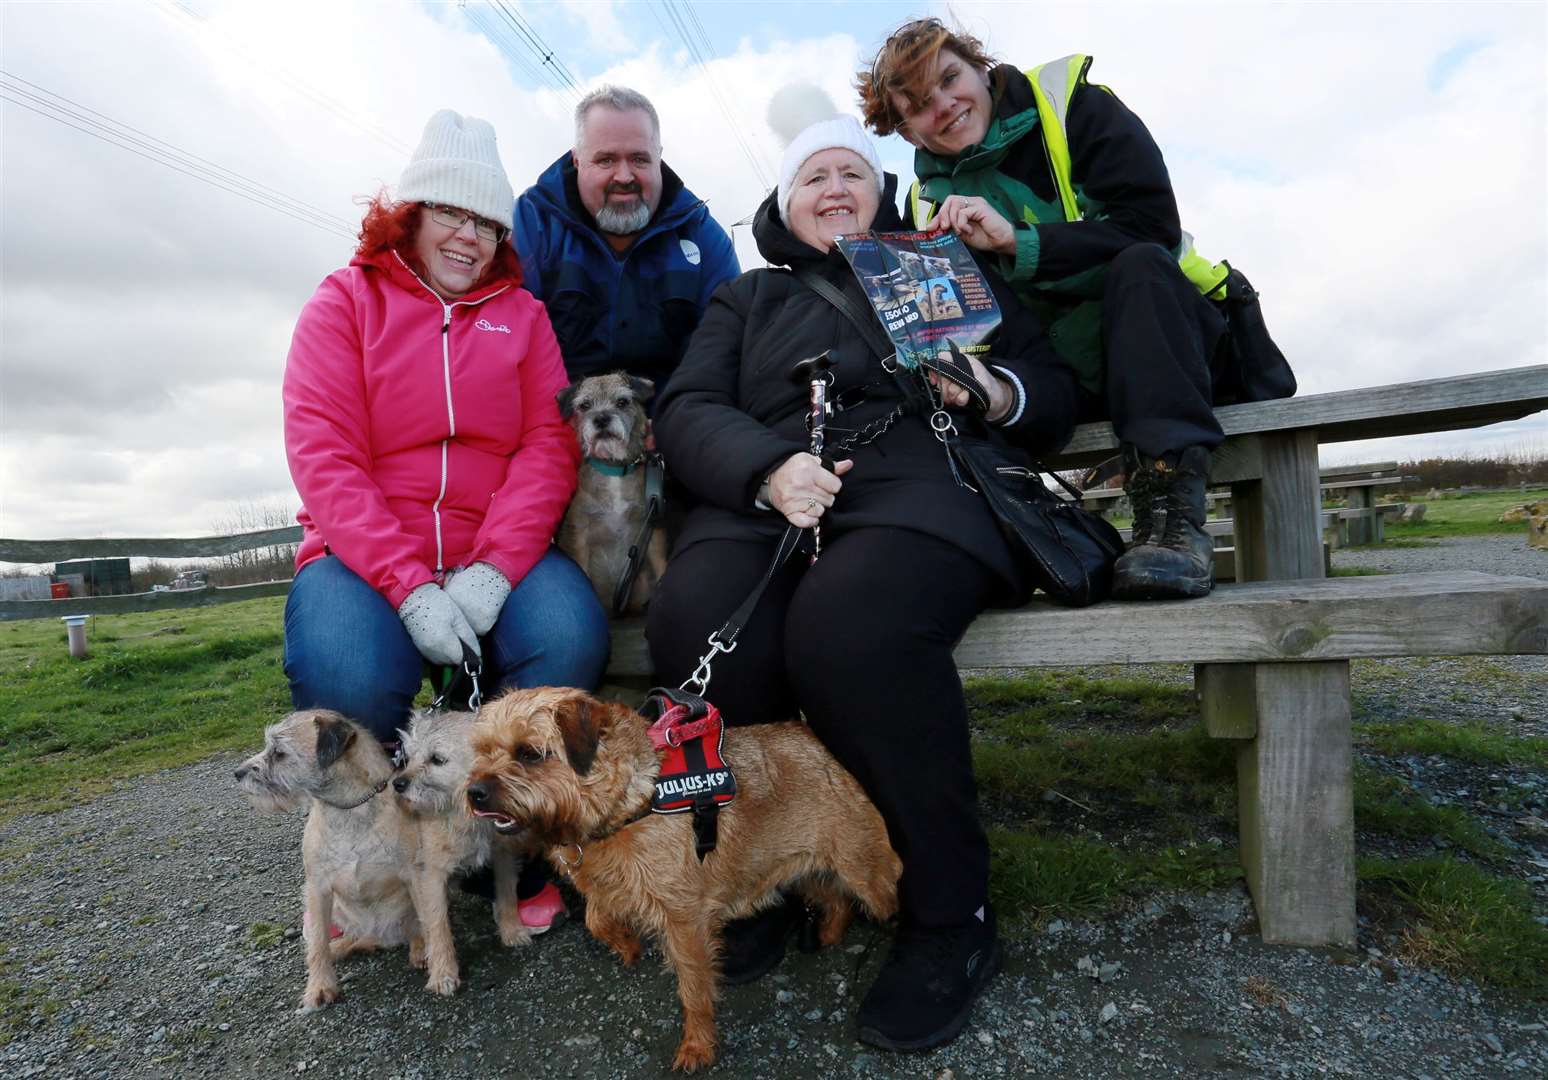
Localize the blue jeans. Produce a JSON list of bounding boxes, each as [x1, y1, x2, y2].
[[284, 551, 609, 743]]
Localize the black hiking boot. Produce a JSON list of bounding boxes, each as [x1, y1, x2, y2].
[[856, 905, 1002, 1052], [719, 897, 797, 986], [1112, 444, 1215, 600]]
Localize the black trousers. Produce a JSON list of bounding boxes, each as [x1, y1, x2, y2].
[[646, 527, 999, 927], [1091, 242, 1229, 459]]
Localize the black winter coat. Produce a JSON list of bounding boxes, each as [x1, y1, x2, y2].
[[654, 175, 1081, 602]]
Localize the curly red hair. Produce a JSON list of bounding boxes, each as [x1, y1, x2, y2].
[[354, 191, 522, 289], [857, 18, 997, 137]]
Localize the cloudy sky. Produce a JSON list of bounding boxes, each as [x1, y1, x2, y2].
[[1, 0, 1544, 547]]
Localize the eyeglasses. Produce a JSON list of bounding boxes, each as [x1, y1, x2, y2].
[[423, 203, 509, 243]]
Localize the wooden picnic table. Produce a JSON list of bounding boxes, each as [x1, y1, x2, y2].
[[1049, 366, 1547, 581], [1323, 476, 1404, 544]]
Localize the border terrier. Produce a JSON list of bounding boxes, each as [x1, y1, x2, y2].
[[464, 687, 901, 1072], [556, 371, 667, 614], [234, 708, 527, 1010], [393, 709, 533, 949]]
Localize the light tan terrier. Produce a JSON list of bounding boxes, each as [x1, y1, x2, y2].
[[556, 371, 667, 614], [465, 687, 902, 1072], [233, 708, 529, 1010]]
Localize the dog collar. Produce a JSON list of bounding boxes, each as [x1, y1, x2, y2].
[[315, 776, 390, 811], [555, 793, 657, 875], [585, 455, 644, 477]]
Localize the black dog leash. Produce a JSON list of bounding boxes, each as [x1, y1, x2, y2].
[[611, 452, 667, 616]]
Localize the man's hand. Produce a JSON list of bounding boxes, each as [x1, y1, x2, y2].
[[923, 195, 1017, 257], [767, 453, 854, 528]]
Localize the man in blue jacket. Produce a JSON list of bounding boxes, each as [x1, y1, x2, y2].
[[513, 86, 740, 387]]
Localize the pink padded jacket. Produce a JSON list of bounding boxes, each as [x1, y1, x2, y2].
[[283, 249, 578, 608]]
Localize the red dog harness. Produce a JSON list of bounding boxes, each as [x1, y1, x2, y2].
[[639, 687, 736, 860]]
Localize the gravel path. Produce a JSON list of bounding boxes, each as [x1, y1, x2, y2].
[[3, 537, 1546, 1079], [1335, 533, 1548, 581]]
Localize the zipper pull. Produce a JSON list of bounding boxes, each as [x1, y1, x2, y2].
[[442, 305, 452, 334]]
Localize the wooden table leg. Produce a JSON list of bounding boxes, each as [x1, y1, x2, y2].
[[1199, 660, 1356, 947], [1229, 431, 1324, 583], [1347, 487, 1373, 545]]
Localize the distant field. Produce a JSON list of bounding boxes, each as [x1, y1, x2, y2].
[[1380, 486, 1548, 539], [0, 599, 290, 817]]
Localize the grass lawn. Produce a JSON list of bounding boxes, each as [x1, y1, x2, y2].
[[0, 599, 290, 816], [1380, 485, 1548, 540], [2, 599, 1545, 998], [1111, 484, 1545, 543]]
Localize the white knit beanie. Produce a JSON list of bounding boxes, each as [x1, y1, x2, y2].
[[767, 83, 884, 221], [397, 109, 514, 225]]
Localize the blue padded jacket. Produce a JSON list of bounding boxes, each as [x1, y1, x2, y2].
[[512, 153, 740, 388]]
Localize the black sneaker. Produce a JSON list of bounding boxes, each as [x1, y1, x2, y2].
[[856, 906, 1002, 1052], [718, 898, 796, 986]]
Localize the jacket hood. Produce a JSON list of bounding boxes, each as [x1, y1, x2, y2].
[[520, 151, 701, 240], [750, 171, 905, 268]]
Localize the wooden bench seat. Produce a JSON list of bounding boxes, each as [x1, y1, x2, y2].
[[607, 571, 1548, 947]]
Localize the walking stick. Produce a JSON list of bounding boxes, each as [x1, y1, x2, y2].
[[790, 350, 834, 563]]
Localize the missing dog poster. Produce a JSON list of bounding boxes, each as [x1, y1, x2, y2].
[[834, 231, 1001, 370]]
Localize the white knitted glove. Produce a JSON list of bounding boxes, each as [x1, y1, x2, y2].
[[397, 583, 482, 666], [444, 561, 511, 637]]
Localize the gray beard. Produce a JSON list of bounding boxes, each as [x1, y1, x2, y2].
[[595, 200, 651, 236]]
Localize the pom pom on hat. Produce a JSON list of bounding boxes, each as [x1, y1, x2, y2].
[[767, 82, 883, 220], [397, 109, 514, 227]]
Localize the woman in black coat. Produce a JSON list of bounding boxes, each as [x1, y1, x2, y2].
[[647, 95, 1079, 1053]]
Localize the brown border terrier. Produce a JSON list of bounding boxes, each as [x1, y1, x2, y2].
[[234, 708, 528, 1011], [464, 687, 901, 1072], [556, 371, 667, 615]]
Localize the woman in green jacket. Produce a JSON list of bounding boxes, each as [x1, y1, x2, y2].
[[859, 18, 1230, 599]]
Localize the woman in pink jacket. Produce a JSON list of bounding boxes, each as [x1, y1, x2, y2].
[[282, 110, 606, 930]]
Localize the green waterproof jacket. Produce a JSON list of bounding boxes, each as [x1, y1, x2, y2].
[[909, 57, 1227, 392]]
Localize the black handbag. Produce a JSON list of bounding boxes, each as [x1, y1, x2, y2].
[[942, 423, 1124, 607], [793, 268, 1124, 607], [1213, 264, 1296, 405]]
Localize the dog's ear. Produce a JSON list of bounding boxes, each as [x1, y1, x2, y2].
[[556, 383, 578, 419], [314, 713, 357, 770], [628, 376, 655, 404], [553, 694, 602, 776]]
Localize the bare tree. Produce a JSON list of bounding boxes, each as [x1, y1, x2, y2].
[[207, 499, 300, 586]]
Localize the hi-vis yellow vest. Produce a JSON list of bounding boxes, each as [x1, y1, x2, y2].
[[909, 55, 1231, 300]]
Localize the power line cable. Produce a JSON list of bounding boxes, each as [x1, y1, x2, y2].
[[0, 72, 357, 240], [1, 72, 357, 232], [486, 0, 581, 99], [462, 5, 552, 90], [147, 0, 412, 156], [653, 0, 774, 191], [497, 1, 582, 92]]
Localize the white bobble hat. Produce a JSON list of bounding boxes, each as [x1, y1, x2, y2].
[[397, 109, 514, 225], [767, 83, 884, 221]]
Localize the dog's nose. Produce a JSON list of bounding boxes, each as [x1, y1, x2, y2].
[[591, 414, 613, 431], [392, 777, 409, 794], [467, 781, 489, 807], [234, 766, 248, 781]]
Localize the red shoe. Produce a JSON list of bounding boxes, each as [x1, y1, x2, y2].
[[518, 882, 567, 934], [301, 911, 344, 939]]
